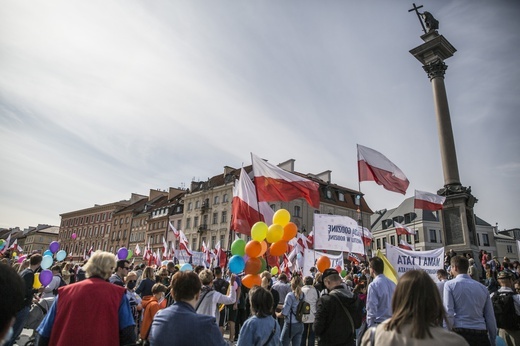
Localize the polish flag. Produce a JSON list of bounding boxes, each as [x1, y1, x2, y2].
[[231, 168, 275, 236], [156, 249, 162, 266], [252, 154, 320, 209], [178, 231, 192, 257], [9, 239, 23, 253], [169, 221, 180, 238], [296, 233, 309, 250], [347, 252, 361, 265], [394, 222, 415, 236], [306, 231, 314, 249], [398, 239, 414, 250], [357, 144, 409, 195], [162, 237, 168, 255], [1, 233, 12, 254], [358, 225, 372, 246], [134, 244, 141, 256], [414, 190, 446, 211]]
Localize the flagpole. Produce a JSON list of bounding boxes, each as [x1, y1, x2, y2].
[[413, 191, 417, 251], [357, 180, 368, 261]]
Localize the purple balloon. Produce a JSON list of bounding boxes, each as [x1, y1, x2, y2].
[[49, 241, 60, 254], [117, 247, 128, 260], [39, 269, 53, 286]]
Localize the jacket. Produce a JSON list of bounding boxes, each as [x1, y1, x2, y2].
[[314, 285, 361, 346]]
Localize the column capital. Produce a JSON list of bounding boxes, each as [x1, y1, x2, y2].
[[423, 60, 447, 80]]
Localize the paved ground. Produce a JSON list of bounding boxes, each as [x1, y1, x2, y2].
[[13, 328, 34, 346]]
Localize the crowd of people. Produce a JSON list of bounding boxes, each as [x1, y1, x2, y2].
[[1, 249, 520, 346]]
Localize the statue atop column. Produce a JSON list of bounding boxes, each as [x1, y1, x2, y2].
[[408, 3, 439, 34]]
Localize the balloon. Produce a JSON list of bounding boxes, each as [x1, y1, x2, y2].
[[266, 224, 284, 243], [126, 249, 133, 260], [228, 255, 246, 274], [341, 270, 347, 277], [43, 250, 53, 257], [231, 239, 246, 256], [273, 209, 290, 227], [56, 250, 67, 262], [242, 274, 262, 289], [0, 239, 5, 250], [12, 252, 17, 258], [39, 269, 53, 286], [258, 241, 268, 257], [117, 247, 128, 260], [269, 240, 288, 257], [282, 222, 298, 241], [41, 255, 53, 270], [259, 257, 267, 274], [270, 266, 279, 275], [244, 257, 262, 275], [245, 240, 262, 258], [180, 263, 193, 272], [49, 241, 60, 254], [251, 222, 268, 242], [317, 256, 331, 273], [33, 273, 42, 289], [17, 255, 27, 263], [71, 233, 77, 239]]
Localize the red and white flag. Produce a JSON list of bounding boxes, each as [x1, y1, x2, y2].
[[231, 168, 275, 236], [156, 249, 162, 266], [358, 225, 373, 246], [394, 222, 415, 236], [178, 231, 192, 257], [134, 244, 141, 256], [347, 252, 361, 265], [9, 238, 23, 253], [357, 144, 409, 195], [162, 236, 168, 255], [306, 230, 314, 249], [1, 233, 12, 254], [87, 246, 94, 257], [296, 233, 309, 250], [169, 221, 180, 238], [398, 239, 414, 250], [414, 190, 446, 211], [252, 154, 320, 208]]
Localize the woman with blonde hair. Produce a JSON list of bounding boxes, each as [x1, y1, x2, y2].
[[261, 271, 280, 317], [276, 275, 304, 346], [361, 270, 468, 346], [136, 266, 155, 297]]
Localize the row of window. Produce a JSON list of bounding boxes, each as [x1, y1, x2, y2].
[[60, 226, 111, 240], [186, 211, 227, 229], [62, 213, 112, 227], [186, 194, 230, 211]]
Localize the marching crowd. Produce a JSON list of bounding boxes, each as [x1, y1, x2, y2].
[[1, 249, 520, 346]]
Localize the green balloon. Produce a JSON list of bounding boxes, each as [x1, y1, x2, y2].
[[258, 257, 267, 274], [230, 239, 246, 256], [341, 270, 347, 277], [126, 249, 133, 260]]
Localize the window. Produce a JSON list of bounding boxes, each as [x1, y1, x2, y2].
[[188, 202, 192, 211], [382, 238, 387, 249], [96, 214, 100, 222], [177, 220, 181, 230], [102, 213, 106, 221], [223, 194, 229, 203], [326, 190, 332, 199], [213, 213, 218, 224], [186, 218, 191, 229], [414, 232, 419, 244], [214, 196, 220, 204], [91, 215, 95, 223], [429, 229, 437, 243], [482, 233, 490, 247], [211, 235, 216, 248], [194, 216, 199, 227], [507, 245, 513, 253], [221, 211, 227, 223], [406, 234, 411, 243], [192, 238, 197, 250], [195, 201, 200, 209], [203, 215, 208, 227], [390, 235, 395, 246], [338, 192, 345, 202], [293, 206, 301, 218], [126, 217, 130, 224], [114, 219, 118, 226]]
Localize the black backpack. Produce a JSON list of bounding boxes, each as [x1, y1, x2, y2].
[[294, 293, 311, 323], [492, 291, 520, 330], [213, 278, 230, 295], [52, 276, 67, 296]]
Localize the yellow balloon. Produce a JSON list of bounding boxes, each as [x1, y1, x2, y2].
[[33, 273, 42, 289], [251, 222, 268, 242], [266, 224, 284, 243], [272, 209, 290, 227], [270, 266, 279, 275]]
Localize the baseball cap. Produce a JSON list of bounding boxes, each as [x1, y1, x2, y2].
[[321, 268, 339, 282]]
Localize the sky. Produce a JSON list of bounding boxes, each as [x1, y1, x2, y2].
[[1, 1, 519, 231]]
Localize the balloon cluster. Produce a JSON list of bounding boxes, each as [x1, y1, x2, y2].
[[228, 209, 298, 288], [117, 247, 133, 261], [39, 241, 68, 286]]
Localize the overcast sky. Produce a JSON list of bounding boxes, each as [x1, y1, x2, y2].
[[1, 1, 519, 231]]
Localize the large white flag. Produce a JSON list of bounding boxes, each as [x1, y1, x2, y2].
[[386, 244, 444, 282], [314, 214, 364, 254]]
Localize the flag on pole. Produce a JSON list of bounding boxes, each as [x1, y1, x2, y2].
[[156, 249, 162, 266], [414, 190, 446, 211], [135, 244, 141, 256], [162, 236, 168, 255], [231, 168, 275, 236], [357, 144, 409, 195], [347, 252, 361, 265], [9, 239, 23, 253], [252, 153, 320, 208], [1, 233, 12, 254], [358, 225, 373, 246], [376, 249, 399, 284], [394, 222, 415, 236], [398, 239, 414, 250], [178, 231, 193, 256], [169, 221, 180, 238]]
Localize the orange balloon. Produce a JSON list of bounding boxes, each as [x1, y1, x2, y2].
[[244, 257, 262, 275], [317, 255, 331, 273], [245, 240, 262, 258], [259, 241, 268, 257], [282, 222, 298, 241], [269, 240, 288, 257], [242, 274, 262, 288]]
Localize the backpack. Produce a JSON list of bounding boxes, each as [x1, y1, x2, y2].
[[213, 278, 230, 295], [52, 276, 67, 296], [294, 293, 311, 323], [492, 291, 520, 330]]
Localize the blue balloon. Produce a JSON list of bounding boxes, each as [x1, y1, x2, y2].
[[44, 250, 52, 257], [180, 263, 193, 272], [228, 255, 245, 274], [41, 255, 53, 270], [56, 250, 67, 262]]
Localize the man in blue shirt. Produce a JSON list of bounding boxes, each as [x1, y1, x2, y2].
[[366, 257, 396, 327], [444, 255, 497, 346]]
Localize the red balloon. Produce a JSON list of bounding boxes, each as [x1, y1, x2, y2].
[[244, 257, 262, 275], [282, 222, 298, 241], [269, 240, 288, 257], [242, 274, 262, 288], [317, 256, 331, 273]]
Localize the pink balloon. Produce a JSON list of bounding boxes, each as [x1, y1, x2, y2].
[[39, 269, 53, 286], [71, 233, 77, 239]]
